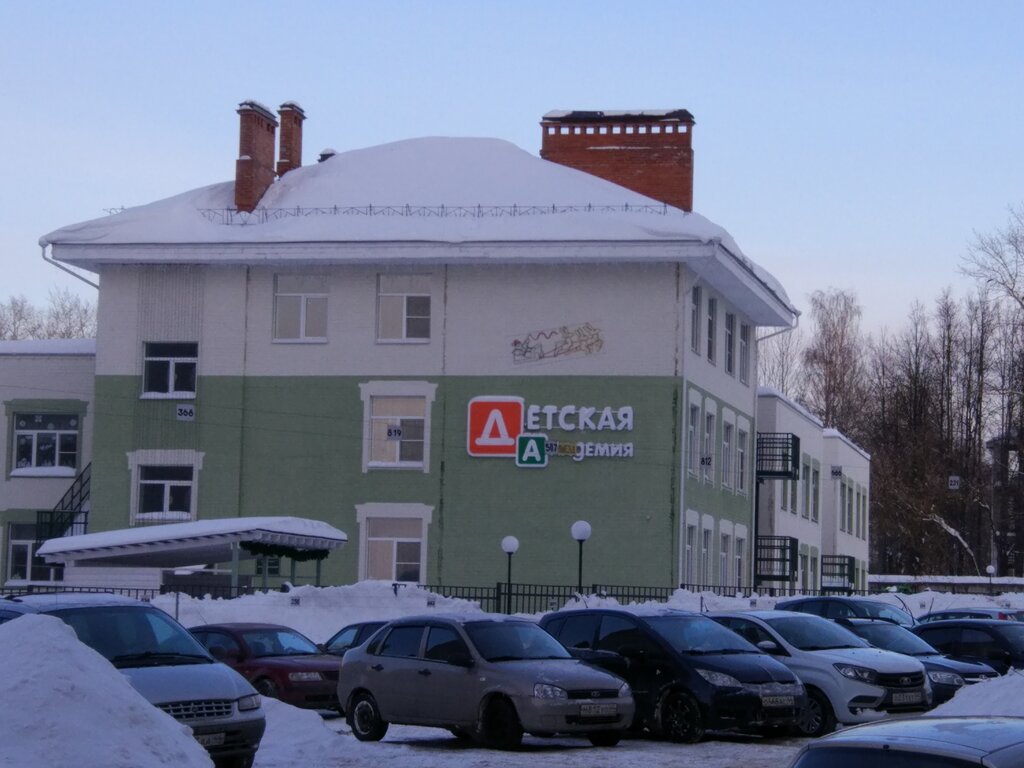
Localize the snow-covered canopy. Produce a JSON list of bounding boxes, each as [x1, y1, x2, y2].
[[36, 516, 347, 568], [40, 137, 796, 327], [0, 339, 96, 356]]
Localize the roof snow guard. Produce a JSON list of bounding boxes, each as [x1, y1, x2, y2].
[[542, 109, 695, 123], [36, 516, 347, 569]]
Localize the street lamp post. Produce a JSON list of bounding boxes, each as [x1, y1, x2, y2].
[[987, 563, 996, 596], [571, 520, 592, 594], [501, 536, 519, 614]]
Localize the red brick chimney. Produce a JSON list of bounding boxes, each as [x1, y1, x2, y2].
[[276, 101, 306, 177], [234, 100, 278, 212], [540, 110, 696, 212]]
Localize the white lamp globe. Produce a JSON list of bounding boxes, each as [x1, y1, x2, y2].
[[501, 536, 520, 555], [571, 520, 592, 542]]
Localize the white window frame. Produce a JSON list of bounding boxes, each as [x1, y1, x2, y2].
[[359, 381, 438, 473], [11, 412, 80, 477], [811, 467, 820, 521], [737, 429, 748, 493], [702, 412, 715, 483], [724, 313, 735, 376], [719, 532, 731, 586], [141, 342, 197, 399], [684, 522, 698, 584], [701, 517, 714, 585], [802, 461, 812, 518], [273, 274, 328, 343], [356, 503, 433, 582], [5, 525, 64, 585], [126, 449, 204, 526], [687, 404, 700, 475], [376, 274, 431, 343], [690, 286, 702, 353], [721, 422, 734, 489], [734, 535, 746, 589], [739, 323, 751, 385], [706, 297, 717, 363]]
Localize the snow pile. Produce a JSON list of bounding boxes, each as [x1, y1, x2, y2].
[[0, 614, 212, 768], [254, 698, 347, 767], [152, 580, 487, 642], [931, 671, 1024, 717]]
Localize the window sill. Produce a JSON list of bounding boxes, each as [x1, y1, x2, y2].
[[367, 462, 426, 471], [140, 392, 195, 400], [272, 338, 328, 344], [11, 467, 76, 478], [375, 338, 431, 345], [133, 511, 194, 524]]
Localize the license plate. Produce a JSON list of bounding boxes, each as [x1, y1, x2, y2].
[[580, 703, 618, 716], [195, 733, 226, 747], [761, 695, 795, 708], [891, 691, 921, 705]]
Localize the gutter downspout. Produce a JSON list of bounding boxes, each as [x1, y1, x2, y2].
[[40, 244, 99, 290]]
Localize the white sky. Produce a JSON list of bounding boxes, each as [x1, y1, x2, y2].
[[2, 1, 1023, 333], [3, 582, 1024, 768]]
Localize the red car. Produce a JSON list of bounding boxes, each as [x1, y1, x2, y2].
[[191, 622, 340, 711]]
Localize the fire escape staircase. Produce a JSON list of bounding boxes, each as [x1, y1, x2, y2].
[[754, 433, 800, 587], [35, 463, 90, 544]]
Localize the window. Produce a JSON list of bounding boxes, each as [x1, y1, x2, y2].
[[701, 528, 712, 584], [687, 404, 699, 475], [690, 286, 702, 353], [739, 324, 751, 385], [789, 476, 798, 514], [847, 484, 855, 532], [735, 538, 746, 588], [359, 381, 438, 472], [255, 557, 281, 576], [802, 461, 811, 518], [142, 342, 197, 397], [811, 468, 820, 521], [356, 502, 433, 583], [274, 274, 327, 342], [703, 412, 715, 482], [706, 297, 717, 363], [6, 523, 63, 583], [810, 555, 818, 591], [378, 626, 425, 657], [720, 534, 731, 584], [12, 412, 79, 475], [127, 449, 203, 526], [377, 274, 431, 342], [722, 423, 733, 488], [737, 430, 748, 493], [685, 524, 698, 584], [724, 313, 735, 376]]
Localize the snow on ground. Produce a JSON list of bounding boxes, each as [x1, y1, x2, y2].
[[7, 583, 1024, 768]]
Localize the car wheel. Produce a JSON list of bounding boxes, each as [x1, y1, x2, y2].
[[659, 690, 705, 743], [587, 730, 622, 747], [348, 692, 389, 741], [253, 677, 279, 699], [796, 688, 836, 738], [481, 697, 523, 750]]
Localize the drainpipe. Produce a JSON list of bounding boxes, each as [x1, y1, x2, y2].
[[40, 243, 99, 290]]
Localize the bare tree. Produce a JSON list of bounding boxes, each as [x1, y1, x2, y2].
[[0, 290, 95, 339], [758, 326, 806, 399], [0, 295, 43, 339], [961, 204, 1024, 311], [801, 288, 866, 437]]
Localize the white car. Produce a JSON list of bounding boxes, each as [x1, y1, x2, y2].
[[712, 610, 931, 737]]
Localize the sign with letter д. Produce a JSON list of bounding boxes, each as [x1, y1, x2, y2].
[[467, 396, 524, 457]]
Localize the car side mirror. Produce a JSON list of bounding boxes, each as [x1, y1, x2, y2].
[[757, 640, 782, 654]]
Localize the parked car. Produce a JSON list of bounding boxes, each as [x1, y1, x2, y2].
[[324, 620, 386, 656], [911, 618, 1024, 675], [190, 622, 341, 710], [712, 610, 930, 737], [786, 716, 1024, 768], [4, 593, 264, 768], [917, 607, 1024, 624], [337, 613, 634, 749], [835, 617, 998, 703], [775, 596, 916, 628], [539, 607, 806, 742]]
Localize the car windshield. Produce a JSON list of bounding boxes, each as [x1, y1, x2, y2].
[[857, 601, 915, 627], [242, 628, 320, 657], [768, 616, 869, 650], [52, 606, 213, 667], [464, 621, 571, 661], [851, 623, 938, 655], [647, 615, 762, 654]]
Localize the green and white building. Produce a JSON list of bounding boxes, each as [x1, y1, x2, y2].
[[9, 103, 816, 591]]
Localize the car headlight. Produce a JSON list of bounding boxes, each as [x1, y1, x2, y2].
[[619, 681, 632, 698], [928, 671, 964, 687], [288, 671, 324, 682], [833, 663, 878, 684], [237, 694, 261, 711], [696, 669, 742, 688], [534, 683, 568, 700]]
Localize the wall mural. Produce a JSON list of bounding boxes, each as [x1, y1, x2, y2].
[[511, 322, 604, 365]]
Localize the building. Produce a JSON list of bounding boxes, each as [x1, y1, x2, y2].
[[755, 387, 870, 592], [23, 102, 804, 591]]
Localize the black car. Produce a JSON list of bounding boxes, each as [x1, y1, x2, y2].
[[917, 607, 1024, 624], [775, 596, 915, 628], [837, 618, 998, 703], [538, 607, 806, 743], [323, 620, 386, 656], [911, 619, 1024, 675]]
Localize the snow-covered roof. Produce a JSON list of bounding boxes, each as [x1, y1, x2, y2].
[[823, 427, 871, 461], [0, 339, 96, 356], [37, 516, 347, 568], [757, 385, 823, 428], [41, 137, 796, 327]]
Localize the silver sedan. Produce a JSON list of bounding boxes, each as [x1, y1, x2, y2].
[[337, 613, 634, 749]]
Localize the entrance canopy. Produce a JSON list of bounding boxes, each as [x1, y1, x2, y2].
[[37, 517, 348, 569]]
